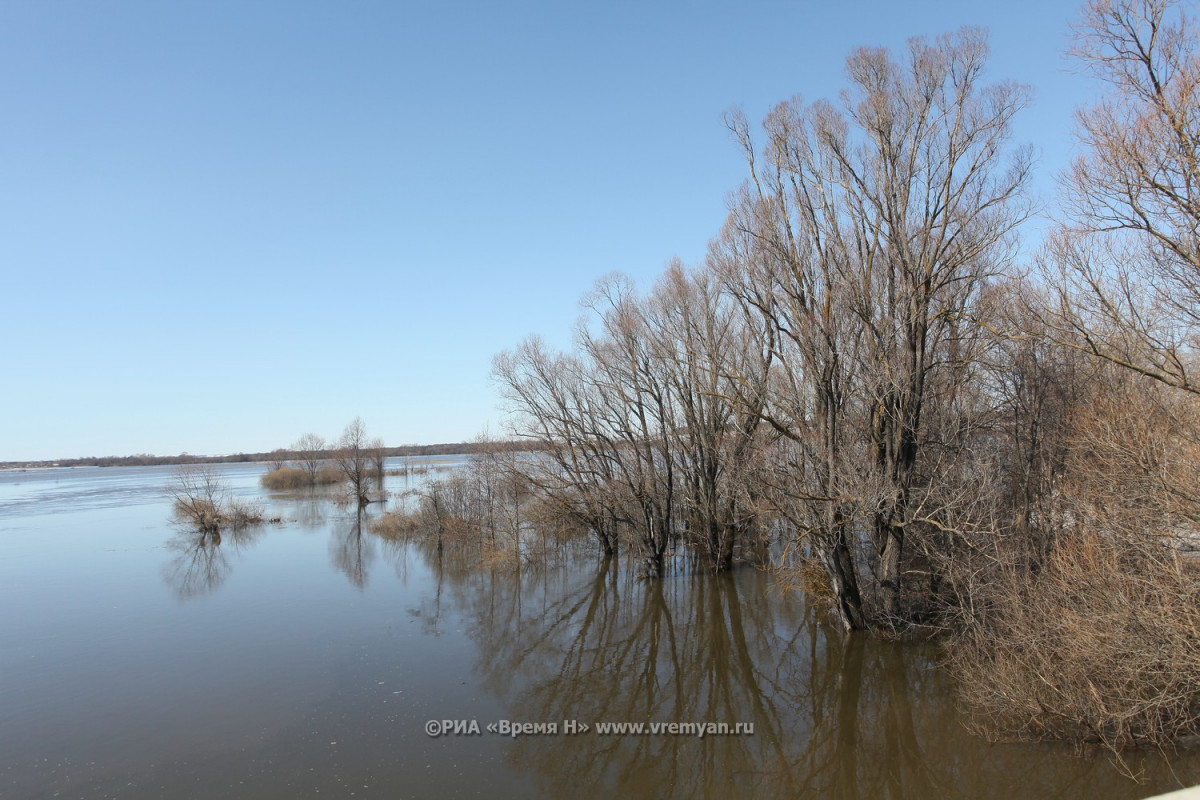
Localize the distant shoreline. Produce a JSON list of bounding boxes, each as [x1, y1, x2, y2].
[[0, 440, 529, 471]]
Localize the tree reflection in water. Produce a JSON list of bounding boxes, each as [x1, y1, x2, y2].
[[329, 509, 376, 590], [154, 505, 1199, 798], [161, 486, 339, 600], [161, 525, 264, 600], [290, 491, 330, 529], [404, 540, 1197, 799]]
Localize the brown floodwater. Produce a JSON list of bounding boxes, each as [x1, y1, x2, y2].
[[0, 461, 1196, 799]]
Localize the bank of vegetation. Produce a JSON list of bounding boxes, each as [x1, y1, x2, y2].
[[260, 465, 343, 490], [379, 0, 1200, 754], [259, 419, 390, 507]]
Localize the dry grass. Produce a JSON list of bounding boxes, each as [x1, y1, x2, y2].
[[370, 511, 421, 540], [260, 465, 341, 490]]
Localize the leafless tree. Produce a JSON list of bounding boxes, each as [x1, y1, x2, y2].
[[494, 337, 623, 557], [169, 466, 228, 534], [292, 433, 326, 480], [723, 27, 1032, 628], [496, 275, 685, 576], [576, 275, 680, 576], [1046, 0, 1200, 393], [644, 261, 772, 571], [335, 417, 378, 507]]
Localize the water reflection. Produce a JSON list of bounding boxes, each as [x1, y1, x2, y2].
[[141, 469, 1200, 799], [329, 510, 377, 589], [288, 490, 331, 528], [427, 553, 1197, 799], [161, 525, 263, 599]]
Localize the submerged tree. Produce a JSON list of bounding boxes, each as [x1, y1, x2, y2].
[[723, 27, 1032, 628], [644, 263, 772, 572], [496, 268, 772, 577], [335, 417, 381, 507]]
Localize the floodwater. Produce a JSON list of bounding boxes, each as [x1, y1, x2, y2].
[[1, 461, 1196, 799]]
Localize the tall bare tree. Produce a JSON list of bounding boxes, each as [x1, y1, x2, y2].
[[724, 27, 1032, 627]]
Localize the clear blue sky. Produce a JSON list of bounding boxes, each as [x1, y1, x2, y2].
[[1, 0, 1093, 462]]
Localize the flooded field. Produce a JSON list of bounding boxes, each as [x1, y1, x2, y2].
[[1, 461, 1197, 799]]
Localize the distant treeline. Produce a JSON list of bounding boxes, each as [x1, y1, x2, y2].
[[1, 440, 533, 470]]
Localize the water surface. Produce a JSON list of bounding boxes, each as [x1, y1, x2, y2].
[[0, 462, 1195, 798]]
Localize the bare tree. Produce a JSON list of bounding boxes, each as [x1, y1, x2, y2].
[[1047, 0, 1200, 393], [494, 337, 623, 557], [644, 261, 771, 572], [292, 433, 326, 480], [724, 27, 1032, 628], [169, 466, 228, 535], [335, 417, 377, 507], [583, 275, 688, 576], [496, 275, 685, 576]]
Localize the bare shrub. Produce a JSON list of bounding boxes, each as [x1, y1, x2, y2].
[[948, 377, 1200, 751], [170, 466, 226, 534], [950, 531, 1200, 750], [225, 497, 267, 528], [170, 466, 265, 533], [774, 541, 837, 612]]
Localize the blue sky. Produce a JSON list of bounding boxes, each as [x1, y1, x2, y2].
[[2, 0, 1093, 462]]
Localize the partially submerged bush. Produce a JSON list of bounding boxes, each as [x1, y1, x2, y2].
[[948, 380, 1200, 752], [170, 467, 267, 533], [225, 497, 267, 528], [949, 531, 1200, 750], [370, 510, 420, 540], [775, 550, 836, 610]]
